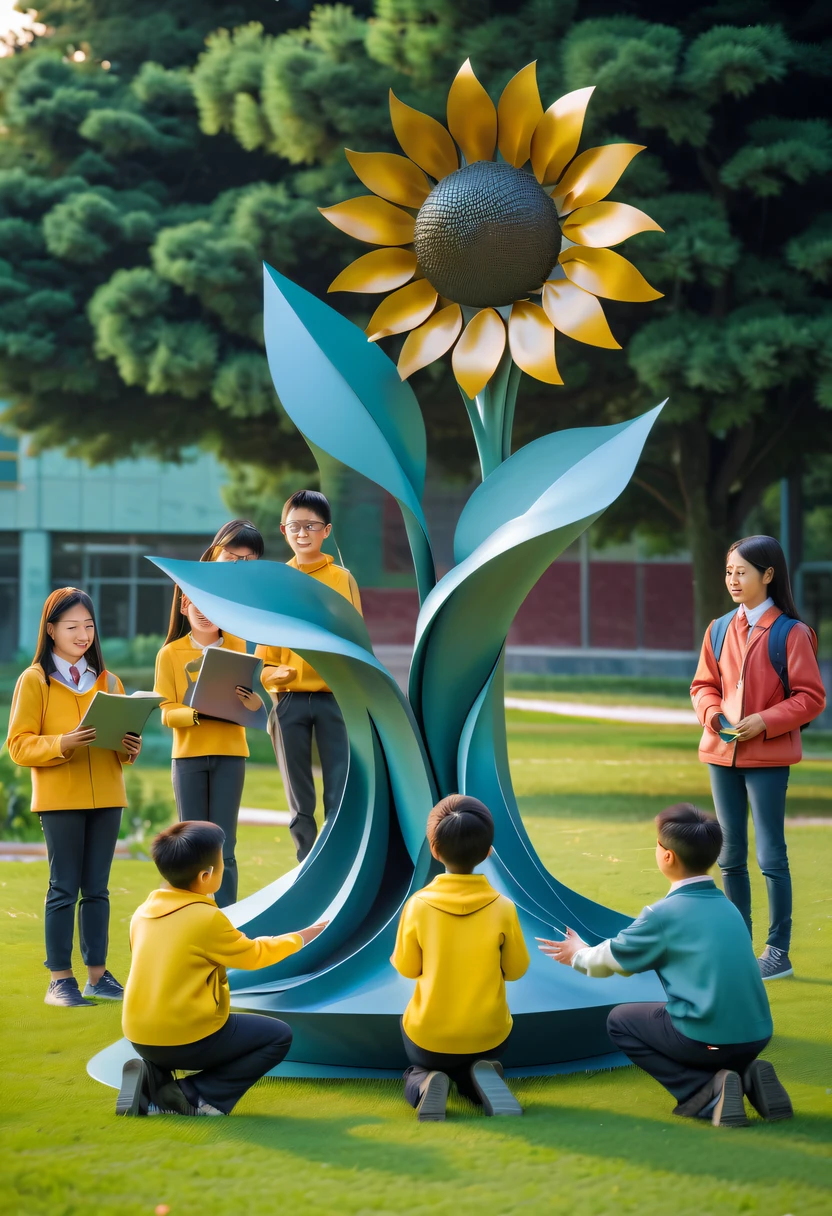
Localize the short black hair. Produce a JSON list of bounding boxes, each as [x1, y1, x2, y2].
[[427, 794, 494, 871], [656, 803, 722, 874], [151, 821, 225, 889], [281, 489, 331, 526]]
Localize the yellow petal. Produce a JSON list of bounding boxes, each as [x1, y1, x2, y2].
[[563, 201, 663, 248], [452, 308, 506, 397], [328, 248, 418, 294], [344, 149, 430, 209], [552, 144, 644, 216], [542, 280, 620, 349], [446, 58, 497, 165], [366, 279, 438, 341], [497, 62, 543, 168], [389, 90, 458, 181], [398, 304, 463, 379], [508, 301, 563, 384], [319, 196, 415, 246], [531, 86, 595, 186], [559, 247, 663, 302]]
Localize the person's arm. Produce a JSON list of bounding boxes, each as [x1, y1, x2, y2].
[[758, 625, 827, 737], [6, 670, 72, 768], [500, 903, 530, 981], [347, 573, 363, 616], [202, 909, 306, 970], [690, 626, 724, 734], [255, 644, 297, 691], [154, 647, 199, 730], [537, 928, 628, 977], [390, 899, 422, 979]]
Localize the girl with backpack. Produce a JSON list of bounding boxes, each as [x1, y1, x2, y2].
[[691, 535, 826, 981], [6, 588, 142, 1007]]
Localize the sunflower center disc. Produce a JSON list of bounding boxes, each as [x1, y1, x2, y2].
[[413, 160, 560, 309]]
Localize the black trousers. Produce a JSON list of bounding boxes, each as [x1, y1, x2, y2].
[[401, 1024, 509, 1108], [132, 1013, 293, 1114], [268, 691, 349, 862], [39, 807, 122, 972], [607, 1003, 771, 1104], [171, 755, 246, 908]]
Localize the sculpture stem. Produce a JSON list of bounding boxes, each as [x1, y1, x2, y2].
[[458, 352, 523, 481]]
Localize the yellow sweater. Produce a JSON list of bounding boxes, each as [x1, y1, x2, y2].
[[154, 634, 250, 759], [6, 665, 132, 812], [123, 887, 303, 1046], [255, 554, 362, 694], [391, 873, 530, 1054]]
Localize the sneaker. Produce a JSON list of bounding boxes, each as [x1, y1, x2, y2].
[[469, 1060, 523, 1117], [674, 1069, 748, 1127], [195, 1098, 227, 1116], [83, 970, 124, 1001], [44, 977, 93, 1008], [743, 1059, 794, 1121], [416, 1071, 449, 1122], [116, 1059, 148, 1116], [758, 946, 793, 981]]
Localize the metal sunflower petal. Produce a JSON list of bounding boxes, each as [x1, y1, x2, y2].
[[446, 58, 497, 165], [398, 304, 463, 380], [345, 150, 431, 210], [559, 247, 663, 302], [542, 280, 620, 349], [452, 308, 506, 398], [530, 87, 595, 186], [365, 279, 439, 341], [563, 202, 663, 249], [508, 301, 563, 384], [389, 90, 458, 181], [328, 248, 419, 294], [497, 62, 544, 169], [552, 144, 645, 216], [319, 196, 416, 246]]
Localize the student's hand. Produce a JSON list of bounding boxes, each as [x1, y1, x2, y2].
[[732, 713, 766, 742], [297, 921, 328, 946], [121, 732, 142, 758], [60, 726, 96, 755], [273, 665, 298, 685], [536, 927, 583, 966], [236, 686, 263, 711]]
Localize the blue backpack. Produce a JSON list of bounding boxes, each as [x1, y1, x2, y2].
[[709, 609, 811, 722]]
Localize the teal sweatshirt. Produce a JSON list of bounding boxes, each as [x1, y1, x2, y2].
[[608, 880, 773, 1044]]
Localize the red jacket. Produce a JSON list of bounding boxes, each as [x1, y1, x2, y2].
[[691, 606, 826, 768]]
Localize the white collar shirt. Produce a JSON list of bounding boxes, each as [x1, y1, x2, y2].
[[738, 597, 774, 632], [51, 652, 97, 693]]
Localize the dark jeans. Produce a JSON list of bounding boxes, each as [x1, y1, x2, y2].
[[709, 764, 792, 950], [268, 691, 349, 862], [132, 1013, 293, 1114], [171, 755, 246, 908], [39, 807, 122, 972], [401, 1024, 509, 1108], [607, 1003, 770, 1104]]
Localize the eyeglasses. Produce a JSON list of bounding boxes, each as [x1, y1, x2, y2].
[[282, 521, 328, 535], [221, 550, 258, 562]]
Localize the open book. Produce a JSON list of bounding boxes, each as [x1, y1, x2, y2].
[[183, 647, 269, 731], [80, 691, 164, 752]]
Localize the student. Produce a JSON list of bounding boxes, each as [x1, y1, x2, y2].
[[690, 535, 825, 980], [391, 795, 530, 1121], [199, 518, 264, 564], [154, 593, 263, 908], [6, 588, 142, 1008], [118, 820, 326, 1116], [539, 804, 791, 1128], [255, 490, 362, 862]]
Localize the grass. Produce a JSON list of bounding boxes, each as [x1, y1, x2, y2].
[[1, 713, 831, 1215]]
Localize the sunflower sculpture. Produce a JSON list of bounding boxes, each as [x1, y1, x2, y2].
[[320, 60, 662, 474]]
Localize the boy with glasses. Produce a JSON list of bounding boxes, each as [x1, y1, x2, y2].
[[255, 490, 362, 861]]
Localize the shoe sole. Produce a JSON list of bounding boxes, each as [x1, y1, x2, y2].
[[417, 1072, 449, 1122], [116, 1060, 147, 1117], [44, 996, 93, 1007], [744, 1060, 793, 1121], [470, 1061, 523, 1117], [83, 993, 124, 1001], [712, 1071, 749, 1128], [761, 967, 794, 982]]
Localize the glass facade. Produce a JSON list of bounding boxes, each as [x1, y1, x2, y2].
[[0, 531, 19, 659]]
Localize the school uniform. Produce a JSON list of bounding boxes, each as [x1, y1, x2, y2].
[[391, 873, 530, 1106], [255, 554, 362, 862], [569, 878, 773, 1104], [691, 601, 826, 951], [154, 633, 250, 908], [6, 659, 132, 972]]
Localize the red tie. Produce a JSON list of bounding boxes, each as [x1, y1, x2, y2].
[[69, 665, 81, 685]]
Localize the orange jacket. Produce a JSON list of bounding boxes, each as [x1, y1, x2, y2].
[[691, 606, 826, 768]]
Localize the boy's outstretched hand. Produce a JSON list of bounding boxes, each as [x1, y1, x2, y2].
[[297, 922, 329, 946], [536, 927, 585, 966]]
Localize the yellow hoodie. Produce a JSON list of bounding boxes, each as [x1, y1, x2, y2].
[[154, 634, 250, 759], [122, 888, 302, 1046], [392, 873, 530, 1055]]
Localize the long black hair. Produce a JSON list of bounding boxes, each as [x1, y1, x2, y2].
[[727, 534, 800, 620], [33, 588, 106, 677]]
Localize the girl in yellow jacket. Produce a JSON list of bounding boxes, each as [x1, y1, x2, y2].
[[6, 588, 142, 1008], [154, 588, 263, 909]]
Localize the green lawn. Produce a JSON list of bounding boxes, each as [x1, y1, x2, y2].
[[2, 713, 831, 1216]]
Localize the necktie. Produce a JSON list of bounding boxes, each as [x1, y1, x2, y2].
[[69, 665, 81, 685]]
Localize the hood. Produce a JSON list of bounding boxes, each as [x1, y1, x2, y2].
[[137, 888, 217, 919], [416, 873, 500, 916]]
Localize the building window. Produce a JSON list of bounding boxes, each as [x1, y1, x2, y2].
[[0, 532, 19, 659]]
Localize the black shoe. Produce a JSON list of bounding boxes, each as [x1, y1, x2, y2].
[[116, 1059, 148, 1116], [145, 1063, 197, 1116], [416, 1071, 449, 1122], [758, 946, 793, 981], [44, 977, 93, 1008], [469, 1060, 523, 1116], [674, 1070, 748, 1127], [743, 1060, 794, 1121]]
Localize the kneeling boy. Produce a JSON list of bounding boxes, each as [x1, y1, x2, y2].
[[539, 803, 791, 1128], [392, 795, 530, 1121], [118, 821, 325, 1116]]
